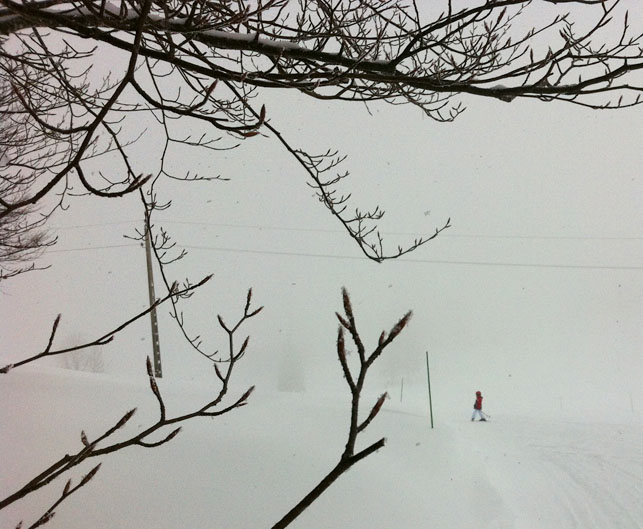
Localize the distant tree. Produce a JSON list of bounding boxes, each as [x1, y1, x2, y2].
[[0, 192, 54, 280], [60, 333, 106, 373], [0, 74, 55, 281], [1, 0, 642, 527], [278, 345, 307, 393]]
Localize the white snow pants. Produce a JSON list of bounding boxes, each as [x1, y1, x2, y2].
[[471, 408, 485, 421]]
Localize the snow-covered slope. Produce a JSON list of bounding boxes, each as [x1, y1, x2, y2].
[[1, 367, 642, 529]]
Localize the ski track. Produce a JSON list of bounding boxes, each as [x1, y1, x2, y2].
[[535, 439, 643, 528], [455, 417, 643, 529]]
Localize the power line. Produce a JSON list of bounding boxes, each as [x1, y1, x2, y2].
[[180, 244, 643, 271], [443, 233, 643, 241], [47, 243, 139, 253], [51, 220, 141, 230], [44, 240, 642, 270], [51, 219, 643, 242], [146, 219, 643, 241]]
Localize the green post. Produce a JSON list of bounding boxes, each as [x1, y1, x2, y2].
[[426, 351, 434, 429]]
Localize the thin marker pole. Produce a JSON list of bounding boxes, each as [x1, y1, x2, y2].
[[426, 351, 434, 429]]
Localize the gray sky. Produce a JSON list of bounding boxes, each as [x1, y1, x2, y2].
[[1, 4, 641, 419]]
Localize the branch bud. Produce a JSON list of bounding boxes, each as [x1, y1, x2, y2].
[[62, 478, 72, 496], [358, 393, 388, 433], [149, 375, 160, 397], [163, 427, 182, 443], [238, 385, 255, 404], [336, 312, 350, 330], [238, 336, 250, 357], [341, 287, 353, 320], [245, 288, 253, 312], [205, 81, 217, 96], [116, 408, 137, 429], [248, 306, 264, 318], [371, 393, 387, 419], [387, 311, 412, 342], [79, 463, 102, 486], [34, 513, 54, 527], [197, 274, 213, 287], [337, 327, 346, 362]]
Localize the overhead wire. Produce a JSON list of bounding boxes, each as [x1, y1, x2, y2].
[[44, 240, 643, 271], [50, 219, 643, 241]]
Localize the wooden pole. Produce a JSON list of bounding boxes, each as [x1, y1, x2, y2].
[[425, 351, 433, 428]]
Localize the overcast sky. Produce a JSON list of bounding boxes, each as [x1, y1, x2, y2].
[[1, 3, 641, 420]]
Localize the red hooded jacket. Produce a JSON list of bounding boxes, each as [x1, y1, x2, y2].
[[474, 391, 483, 410]]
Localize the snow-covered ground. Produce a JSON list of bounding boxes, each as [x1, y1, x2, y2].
[[1, 366, 642, 529]]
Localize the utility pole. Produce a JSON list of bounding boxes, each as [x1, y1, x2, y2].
[[144, 223, 162, 378]]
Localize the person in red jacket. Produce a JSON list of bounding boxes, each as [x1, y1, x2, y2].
[[471, 390, 486, 421]]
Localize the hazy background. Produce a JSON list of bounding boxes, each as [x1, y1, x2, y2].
[[1, 8, 641, 423]]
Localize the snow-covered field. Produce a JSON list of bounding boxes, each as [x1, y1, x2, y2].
[[2, 366, 642, 529]]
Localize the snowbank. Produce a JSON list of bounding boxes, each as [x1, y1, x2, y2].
[[1, 367, 642, 529]]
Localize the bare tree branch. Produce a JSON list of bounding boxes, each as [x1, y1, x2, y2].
[[0, 73, 56, 280], [1, 284, 258, 523], [0, 274, 212, 373], [270, 287, 411, 529], [2, 1, 639, 260], [2, 2, 641, 526]]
